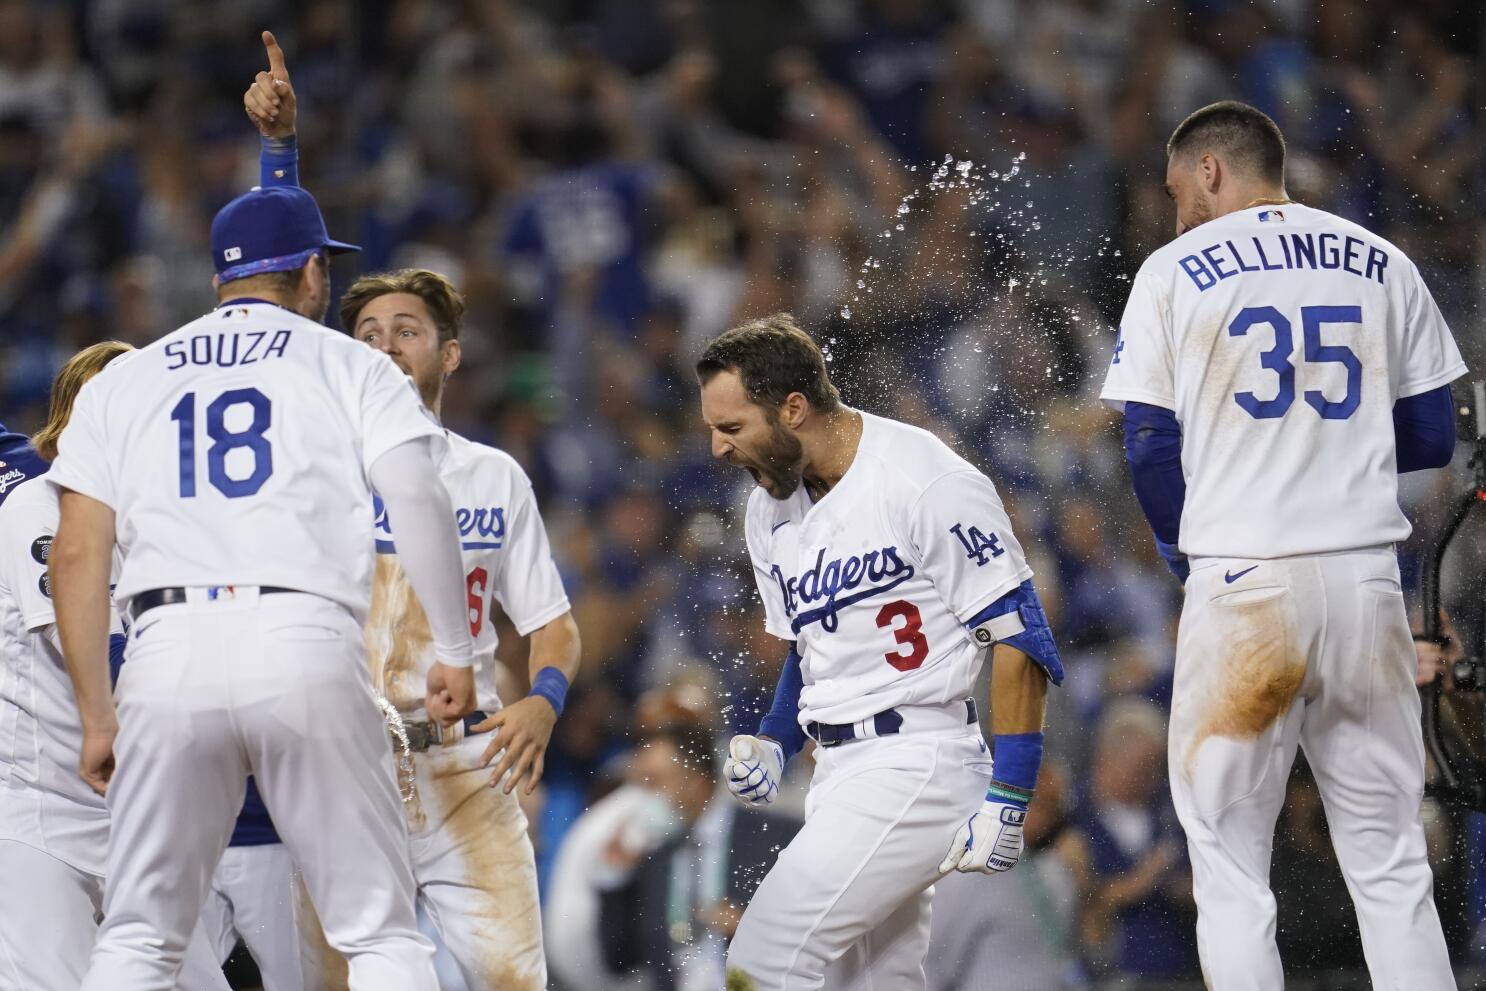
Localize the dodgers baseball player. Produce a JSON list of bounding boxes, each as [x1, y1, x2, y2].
[[0, 343, 231, 991], [242, 35, 580, 990], [45, 184, 481, 990], [1102, 101, 1462, 989], [697, 315, 1064, 990]]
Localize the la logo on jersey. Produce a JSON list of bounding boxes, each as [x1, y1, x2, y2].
[[950, 523, 1004, 567], [771, 545, 915, 634]]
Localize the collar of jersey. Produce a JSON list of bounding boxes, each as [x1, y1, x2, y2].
[[216, 297, 289, 311]]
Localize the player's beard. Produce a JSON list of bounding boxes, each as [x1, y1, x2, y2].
[[751, 417, 805, 500]]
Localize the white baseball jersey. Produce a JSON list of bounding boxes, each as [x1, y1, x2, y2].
[[46, 301, 443, 620], [745, 410, 1033, 725], [1101, 202, 1466, 559], [367, 431, 570, 719], [0, 474, 112, 875]]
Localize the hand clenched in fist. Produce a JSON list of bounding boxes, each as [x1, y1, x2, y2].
[[724, 734, 785, 808]]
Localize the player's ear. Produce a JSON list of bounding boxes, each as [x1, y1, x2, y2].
[[1200, 152, 1221, 193], [441, 338, 461, 376], [782, 392, 808, 429]]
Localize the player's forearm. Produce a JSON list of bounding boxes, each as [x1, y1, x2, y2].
[[989, 644, 1047, 736], [757, 643, 806, 762], [526, 612, 579, 716], [1122, 401, 1186, 546], [49, 499, 118, 729], [369, 439, 474, 667]]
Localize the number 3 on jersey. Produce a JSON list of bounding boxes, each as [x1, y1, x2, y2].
[[877, 600, 928, 671], [171, 387, 274, 498]]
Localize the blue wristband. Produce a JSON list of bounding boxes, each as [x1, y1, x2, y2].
[[991, 730, 1043, 796], [260, 134, 299, 187], [528, 666, 569, 718]]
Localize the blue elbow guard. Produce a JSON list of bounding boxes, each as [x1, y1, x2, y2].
[[966, 581, 1064, 686], [758, 645, 806, 762]]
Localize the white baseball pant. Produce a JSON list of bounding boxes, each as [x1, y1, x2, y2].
[[0, 839, 229, 991], [726, 712, 990, 990], [299, 730, 546, 991], [201, 843, 313, 991], [1170, 548, 1454, 990], [81, 588, 438, 991]]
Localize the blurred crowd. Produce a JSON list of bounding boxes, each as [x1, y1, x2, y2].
[[1, 0, 1483, 986]]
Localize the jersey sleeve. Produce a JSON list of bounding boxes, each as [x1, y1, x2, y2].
[[1397, 261, 1467, 399], [908, 470, 1034, 624], [355, 350, 447, 475], [0, 489, 58, 632], [492, 475, 571, 636], [744, 499, 795, 642], [44, 377, 116, 509], [1100, 263, 1176, 412]]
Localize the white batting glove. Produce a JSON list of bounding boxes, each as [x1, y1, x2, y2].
[[939, 798, 1027, 874], [724, 735, 784, 808]]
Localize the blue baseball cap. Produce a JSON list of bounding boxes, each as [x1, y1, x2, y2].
[[210, 186, 360, 283]]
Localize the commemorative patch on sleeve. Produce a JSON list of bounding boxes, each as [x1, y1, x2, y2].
[[38, 573, 51, 598], [31, 534, 52, 565]]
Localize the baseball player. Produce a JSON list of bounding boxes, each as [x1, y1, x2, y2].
[[0, 343, 231, 991], [1102, 100, 1462, 988], [0, 417, 46, 508], [697, 315, 1064, 990], [243, 33, 579, 990], [45, 179, 481, 990]]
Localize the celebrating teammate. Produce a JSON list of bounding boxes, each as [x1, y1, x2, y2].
[[0, 343, 232, 990], [1102, 100, 1462, 988], [698, 315, 1064, 989], [45, 171, 478, 987], [244, 32, 579, 990]]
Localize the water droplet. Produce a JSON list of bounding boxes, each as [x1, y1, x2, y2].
[[839, 306, 852, 319], [857, 279, 866, 289]]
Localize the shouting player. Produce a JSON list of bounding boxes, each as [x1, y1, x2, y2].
[[244, 32, 579, 990], [1102, 101, 1462, 988], [0, 343, 232, 990], [699, 315, 1064, 989], [46, 175, 478, 989]]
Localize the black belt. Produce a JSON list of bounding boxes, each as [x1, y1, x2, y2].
[[129, 586, 300, 622], [401, 710, 490, 751], [806, 699, 978, 748]]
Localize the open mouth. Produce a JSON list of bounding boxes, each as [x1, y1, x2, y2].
[[745, 465, 762, 484]]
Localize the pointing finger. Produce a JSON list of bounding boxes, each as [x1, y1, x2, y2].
[[262, 30, 291, 82]]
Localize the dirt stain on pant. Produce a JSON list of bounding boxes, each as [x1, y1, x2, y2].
[[420, 743, 547, 991], [366, 555, 433, 711], [1185, 593, 1307, 773]]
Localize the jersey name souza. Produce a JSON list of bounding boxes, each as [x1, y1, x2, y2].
[[770, 544, 914, 634], [163, 329, 293, 370], [1178, 231, 1388, 292]]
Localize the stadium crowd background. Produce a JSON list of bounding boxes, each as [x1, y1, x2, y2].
[[0, 0, 1483, 987]]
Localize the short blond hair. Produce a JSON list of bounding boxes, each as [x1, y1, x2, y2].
[[338, 269, 465, 342], [32, 341, 133, 462]]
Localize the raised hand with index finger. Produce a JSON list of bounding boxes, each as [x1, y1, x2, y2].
[[244, 30, 297, 141]]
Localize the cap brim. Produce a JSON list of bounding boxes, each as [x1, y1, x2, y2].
[[325, 238, 361, 255]]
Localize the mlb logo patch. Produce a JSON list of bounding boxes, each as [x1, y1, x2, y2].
[[224, 246, 243, 261], [1258, 209, 1286, 223]]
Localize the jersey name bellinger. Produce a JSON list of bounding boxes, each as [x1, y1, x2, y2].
[[1178, 232, 1388, 292], [164, 330, 293, 370], [771, 545, 914, 634]]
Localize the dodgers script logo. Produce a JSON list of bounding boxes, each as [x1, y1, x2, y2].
[[0, 467, 23, 495], [771, 545, 914, 634], [373, 495, 506, 550]]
